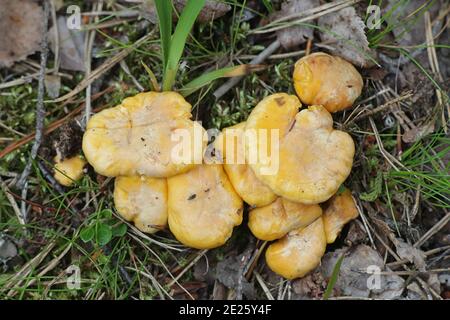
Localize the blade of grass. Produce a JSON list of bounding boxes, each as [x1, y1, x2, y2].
[[179, 64, 265, 97], [154, 0, 173, 72], [140, 60, 161, 92], [323, 252, 345, 300], [162, 0, 206, 91]]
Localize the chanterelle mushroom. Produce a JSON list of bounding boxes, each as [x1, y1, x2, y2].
[[293, 52, 363, 113], [322, 188, 359, 244], [53, 155, 86, 187], [83, 91, 206, 178], [266, 217, 326, 279], [248, 197, 322, 241], [114, 176, 167, 234], [167, 163, 243, 249], [245, 93, 355, 204], [214, 122, 276, 207]]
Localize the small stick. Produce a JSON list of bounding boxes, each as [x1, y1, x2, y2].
[[0, 86, 114, 159], [51, 31, 155, 103], [305, 38, 312, 56], [0, 178, 25, 226], [16, 0, 50, 224], [414, 211, 450, 248], [253, 271, 274, 300], [84, 1, 103, 125], [167, 249, 208, 288]]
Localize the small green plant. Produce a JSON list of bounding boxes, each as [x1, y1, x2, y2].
[[80, 209, 128, 246], [323, 252, 345, 300], [153, 0, 259, 95], [360, 171, 384, 202]]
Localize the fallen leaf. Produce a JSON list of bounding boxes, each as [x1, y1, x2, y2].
[[406, 281, 427, 300], [0, 0, 44, 67], [292, 271, 327, 299], [215, 252, 255, 299], [318, 6, 374, 67], [320, 245, 405, 299], [384, 0, 441, 47], [49, 16, 86, 72], [392, 238, 427, 271], [402, 121, 435, 143], [0, 237, 17, 262], [142, 0, 231, 24], [427, 273, 441, 294], [272, 0, 319, 50], [44, 74, 61, 99], [344, 221, 368, 246]]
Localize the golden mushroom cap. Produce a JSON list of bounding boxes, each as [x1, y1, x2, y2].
[[167, 164, 243, 249], [82, 91, 206, 178], [266, 217, 326, 279], [114, 176, 168, 234], [53, 155, 86, 186], [248, 197, 322, 241], [246, 94, 355, 204], [323, 188, 359, 244], [214, 122, 276, 207], [293, 52, 363, 113]]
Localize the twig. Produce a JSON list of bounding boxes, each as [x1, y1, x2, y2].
[[167, 249, 208, 288], [0, 86, 114, 159], [251, 0, 360, 34], [414, 211, 450, 248], [84, 1, 103, 126], [386, 245, 450, 268], [16, 0, 50, 223], [50, 0, 60, 74], [236, 244, 254, 300], [253, 271, 274, 300], [37, 161, 65, 194], [0, 178, 25, 226], [348, 91, 414, 123], [213, 40, 281, 100], [51, 31, 155, 103]]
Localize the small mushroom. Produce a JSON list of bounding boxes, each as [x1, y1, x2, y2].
[[214, 122, 276, 207], [114, 176, 168, 233], [322, 188, 359, 244], [266, 217, 326, 279], [83, 91, 206, 178], [53, 155, 86, 186], [167, 164, 243, 249], [248, 197, 322, 241], [293, 52, 363, 112], [246, 93, 355, 204]]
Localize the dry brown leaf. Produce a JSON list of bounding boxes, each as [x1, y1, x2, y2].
[[0, 0, 44, 67], [142, 0, 231, 24], [49, 16, 86, 72], [215, 251, 255, 299], [320, 245, 405, 299], [44, 74, 61, 99], [0, 237, 17, 262], [392, 238, 427, 271], [402, 121, 435, 143], [384, 0, 441, 47], [406, 281, 427, 299], [272, 0, 319, 50], [318, 6, 374, 68]]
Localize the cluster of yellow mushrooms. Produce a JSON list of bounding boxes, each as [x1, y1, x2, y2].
[[57, 52, 363, 280]]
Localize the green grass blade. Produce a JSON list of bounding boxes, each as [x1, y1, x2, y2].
[[154, 0, 173, 72], [323, 253, 345, 300], [179, 64, 265, 97], [163, 0, 206, 91]]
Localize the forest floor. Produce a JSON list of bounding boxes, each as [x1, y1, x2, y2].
[[0, 0, 449, 300]]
